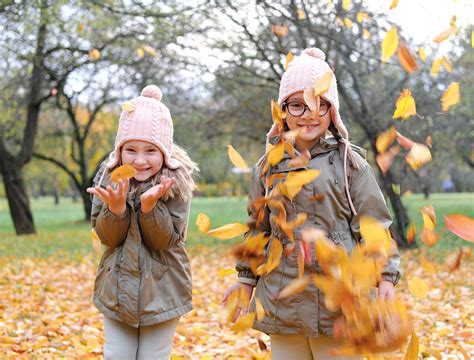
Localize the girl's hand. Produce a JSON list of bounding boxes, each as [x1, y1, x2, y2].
[[378, 280, 395, 300], [87, 179, 129, 216], [140, 175, 176, 214], [221, 282, 254, 322]]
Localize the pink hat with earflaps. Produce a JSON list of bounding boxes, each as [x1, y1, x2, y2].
[[107, 85, 182, 170], [268, 47, 358, 215]]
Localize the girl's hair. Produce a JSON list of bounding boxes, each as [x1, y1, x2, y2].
[[97, 144, 199, 201]]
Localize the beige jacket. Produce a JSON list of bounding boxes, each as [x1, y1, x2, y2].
[[237, 137, 401, 336], [91, 164, 193, 327]]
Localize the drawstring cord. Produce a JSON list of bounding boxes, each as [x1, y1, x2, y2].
[[343, 133, 358, 216]]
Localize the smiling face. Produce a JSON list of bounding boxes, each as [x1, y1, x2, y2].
[[284, 91, 332, 151], [120, 140, 164, 182]]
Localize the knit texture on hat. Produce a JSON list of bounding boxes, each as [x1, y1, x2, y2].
[[278, 47, 348, 137], [108, 85, 181, 169]]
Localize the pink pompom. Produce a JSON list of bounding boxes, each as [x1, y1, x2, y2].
[[303, 48, 326, 61], [141, 85, 162, 101]]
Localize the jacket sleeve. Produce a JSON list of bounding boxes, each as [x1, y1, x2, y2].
[[236, 161, 271, 286], [138, 196, 191, 251], [90, 167, 130, 249], [349, 161, 402, 286]]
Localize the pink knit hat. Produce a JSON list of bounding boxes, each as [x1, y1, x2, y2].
[[107, 85, 181, 169], [276, 47, 348, 138]]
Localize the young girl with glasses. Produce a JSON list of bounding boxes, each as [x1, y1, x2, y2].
[[223, 48, 401, 359], [87, 85, 198, 359]]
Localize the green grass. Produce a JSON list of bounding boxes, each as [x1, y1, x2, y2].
[[0, 193, 472, 259]]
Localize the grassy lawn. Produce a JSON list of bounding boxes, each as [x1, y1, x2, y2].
[[0, 193, 472, 259]]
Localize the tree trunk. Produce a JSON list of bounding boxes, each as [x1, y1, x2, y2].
[[0, 153, 36, 234]]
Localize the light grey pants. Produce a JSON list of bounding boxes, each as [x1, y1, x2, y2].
[[270, 334, 361, 360], [103, 316, 180, 360]]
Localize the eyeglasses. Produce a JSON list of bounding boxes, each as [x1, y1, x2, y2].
[[284, 100, 331, 117]]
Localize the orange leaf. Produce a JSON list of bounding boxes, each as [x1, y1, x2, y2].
[[376, 145, 400, 175], [406, 143, 432, 170], [278, 276, 311, 299], [445, 214, 474, 242], [421, 228, 440, 247], [376, 126, 397, 153], [297, 246, 305, 278], [396, 131, 414, 150], [445, 247, 471, 272], [88, 48, 101, 60], [91, 228, 102, 252], [267, 142, 285, 166], [397, 41, 418, 74], [441, 82, 460, 112], [433, 25, 457, 43], [288, 149, 310, 168], [255, 298, 265, 321], [285, 52, 293, 71], [382, 27, 398, 62], [389, 0, 398, 10], [227, 145, 248, 170], [110, 164, 137, 183], [207, 223, 249, 240], [272, 24, 288, 37], [404, 331, 419, 360], [406, 222, 416, 244]]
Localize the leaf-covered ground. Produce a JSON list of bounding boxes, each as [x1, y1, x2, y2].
[[0, 248, 472, 359]]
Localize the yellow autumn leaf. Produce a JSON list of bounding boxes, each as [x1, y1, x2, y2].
[[207, 223, 249, 240], [121, 101, 136, 112], [136, 47, 145, 59], [441, 82, 460, 112], [356, 12, 369, 23], [407, 276, 429, 299], [431, 58, 442, 77], [344, 18, 353, 29], [359, 216, 392, 256], [420, 251, 437, 274], [382, 27, 398, 62], [406, 222, 416, 244], [195, 212, 211, 233], [422, 213, 435, 231], [363, 29, 371, 39], [255, 298, 265, 321], [278, 277, 311, 299], [405, 331, 419, 360], [285, 51, 293, 71], [390, 0, 398, 10], [433, 25, 457, 43], [440, 57, 452, 72], [342, 0, 351, 11], [406, 143, 432, 170], [420, 205, 436, 227], [142, 45, 157, 57], [88, 48, 101, 61], [271, 99, 285, 130], [77, 23, 85, 33], [393, 89, 416, 120], [419, 47, 426, 62], [257, 237, 282, 275], [267, 142, 285, 166], [110, 164, 137, 183], [297, 8, 306, 20], [313, 71, 333, 96], [227, 145, 248, 170], [230, 312, 255, 332], [217, 268, 236, 277], [285, 170, 320, 188], [91, 228, 102, 253], [376, 126, 396, 153], [421, 228, 440, 247]]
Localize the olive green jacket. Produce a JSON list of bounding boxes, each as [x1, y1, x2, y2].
[[237, 137, 401, 336], [91, 164, 192, 327]]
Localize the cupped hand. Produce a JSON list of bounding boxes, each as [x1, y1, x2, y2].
[[221, 282, 254, 322], [378, 280, 395, 300], [140, 175, 176, 213], [87, 179, 129, 216]]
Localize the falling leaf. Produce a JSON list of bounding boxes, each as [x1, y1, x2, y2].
[[77, 23, 85, 33], [136, 47, 145, 58], [313, 71, 333, 96], [395, 131, 414, 150], [284, 52, 293, 71], [297, 8, 306, 20], [360, 216, 392, 256], [363, 29, 371, 39], [419, 47, 426, 62], [376, 146, 400, 175], [433, 25, 457, 43], [257, 237, 282, 275], [303, 88, 318, 115], [420, 250, 437, 273], [278, 277, 311, 299], [91, 228, 102, 252], [393, 89, 416, 120], [344, 18, 353, 29], [356, 12, 369, 23], [272, 24, 288, 37], [440, 57, 452, 72], [376, 126, 396, 153], [297, 247, 304, 278], [255, 298, 265, 321], [407, 276, 429, 298], [425, 135, 432, 147], [342, 0, 351, 11], [397, 41, 418, 74], [445, 247, 471, 272], [110, 164, 137, 183], [196, 213, 211, 233], [207, 223, 249, 240], [271, 99, 285, 131], [382, 27, 399, 62], [121, 101, 136, 112], [285, 170, 320, 188], [267, 142, 285, 166], [288, 149, 310, 168], [420, 205, 436, 227], [406, 222, 416, 244], [227, 145, 248, 170], [406, 143, 432, 170], [142, 45, 157, 57], [431, 58, 442, 77], [230, 313, 255, 332], [445, 214, 474, 242], [441, 82, 460, 112], [404, 331, 419, 360], [217, 268, 236, 277], [88, 48, 101, 61]]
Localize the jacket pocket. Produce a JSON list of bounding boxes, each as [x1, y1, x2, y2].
[[139, 254, 169, 314], [328, 230, 356, 255], [94, 247, 122, 311]]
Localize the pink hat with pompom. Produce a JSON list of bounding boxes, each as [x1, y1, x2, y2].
[[108, 85, 181, 169], [277, 47, 348, 138]]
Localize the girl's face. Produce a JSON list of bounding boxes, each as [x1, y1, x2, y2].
[[284, 91, 332, 151], [121, 140, 164, 182]]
